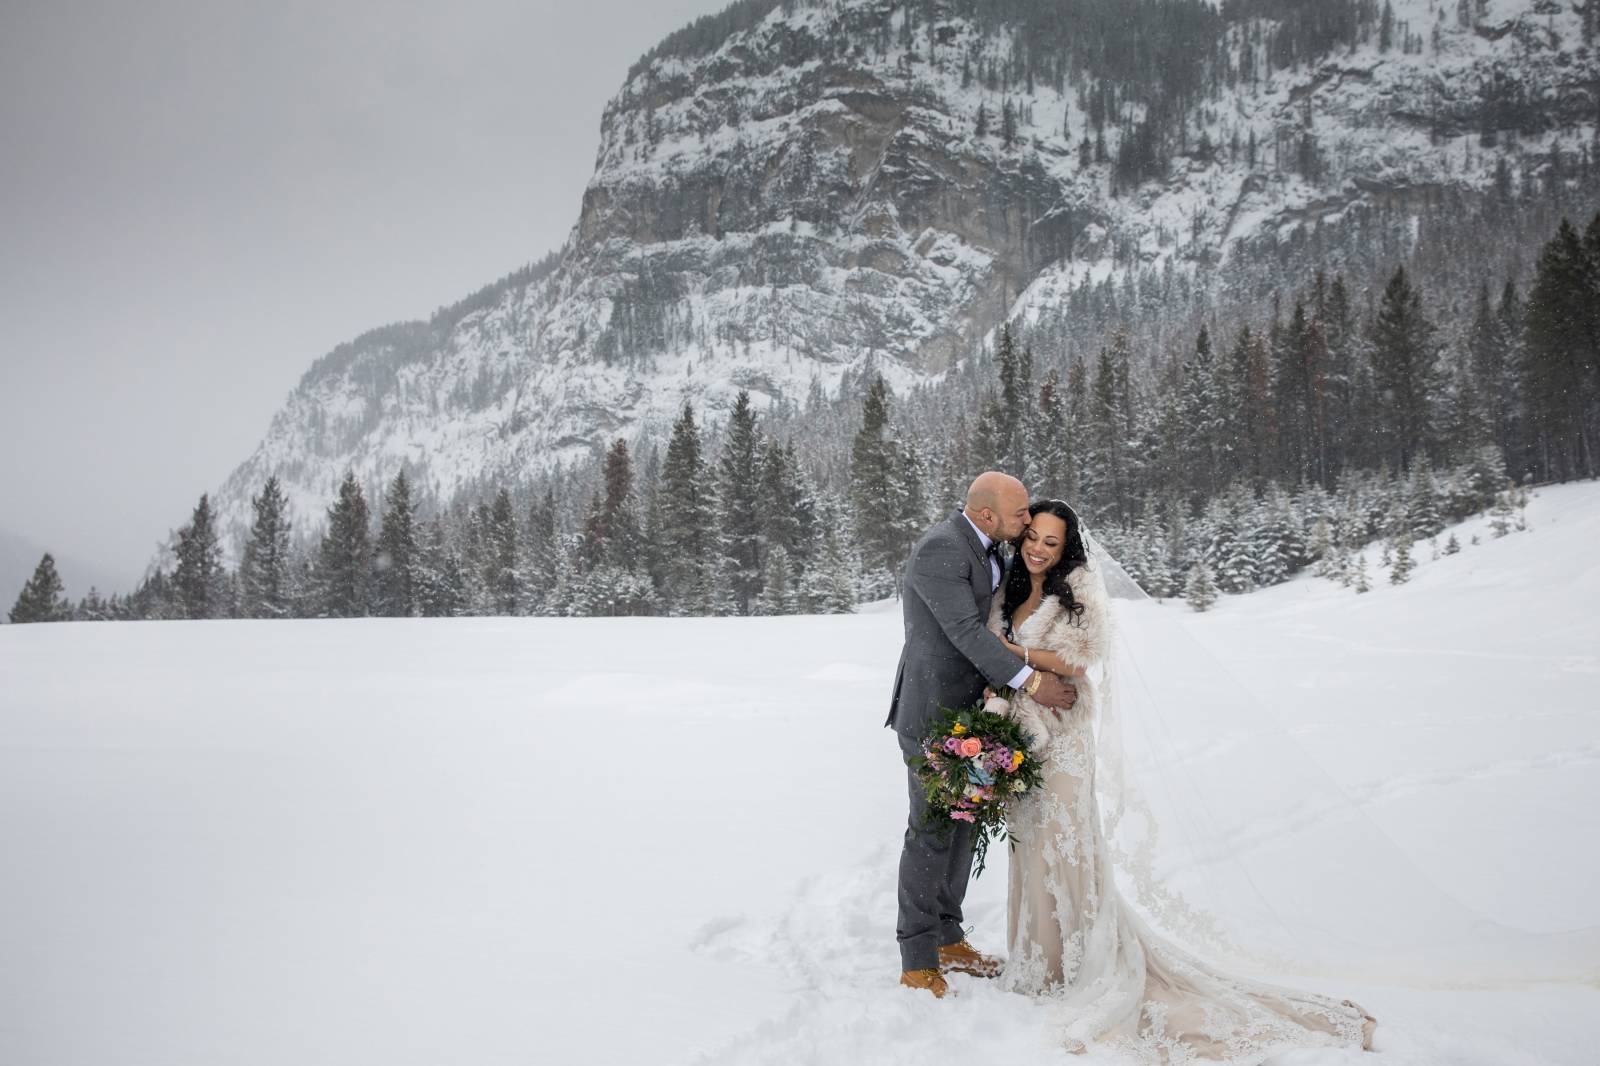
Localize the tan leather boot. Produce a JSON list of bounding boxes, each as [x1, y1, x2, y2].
[[898, 967, 948, 998], [938, 938, 1001, 978], [1343, 999, 1378, 1051]]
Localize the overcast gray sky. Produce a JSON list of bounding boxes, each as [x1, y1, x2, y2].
[[0, 0, 718, 594]]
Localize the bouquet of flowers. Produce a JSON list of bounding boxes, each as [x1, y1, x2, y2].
[[908, 696, 1045, 876]]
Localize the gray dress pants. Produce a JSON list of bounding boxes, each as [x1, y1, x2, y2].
[[895, 731, 976, 971]]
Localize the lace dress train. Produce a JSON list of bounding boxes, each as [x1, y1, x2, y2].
[[989, 568, 1374, 1063]]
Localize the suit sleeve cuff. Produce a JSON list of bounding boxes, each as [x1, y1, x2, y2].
[[1007, 665, 1034, 690]]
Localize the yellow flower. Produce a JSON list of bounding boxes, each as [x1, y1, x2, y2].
[[1011, 751, 1025, 770], [951, 723, 966, 735]]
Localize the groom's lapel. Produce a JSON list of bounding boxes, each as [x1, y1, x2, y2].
[[948, 509, 992, 586]]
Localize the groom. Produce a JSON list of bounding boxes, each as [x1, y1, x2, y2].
[[886, 471, 1078, 997]]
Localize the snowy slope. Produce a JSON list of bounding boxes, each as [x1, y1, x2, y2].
[[4, 481, 1597, 1066], [1175, 479, 1600, 933]]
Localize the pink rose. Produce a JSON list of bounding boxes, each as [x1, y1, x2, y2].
[[950, 810, 976, 822], [959, 737, 983, 758]]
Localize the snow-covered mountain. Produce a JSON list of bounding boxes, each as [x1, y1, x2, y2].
[[205, 0, 1596, 562]]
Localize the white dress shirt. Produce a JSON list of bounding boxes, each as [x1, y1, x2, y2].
[[961, 511, 1034, 691]]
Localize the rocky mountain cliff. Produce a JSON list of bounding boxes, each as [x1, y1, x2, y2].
[[201, 0, 1596, 563]]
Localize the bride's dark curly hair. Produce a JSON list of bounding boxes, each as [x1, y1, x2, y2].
[[1000, 499, 1089, 633]]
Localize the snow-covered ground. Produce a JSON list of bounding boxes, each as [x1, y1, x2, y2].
[[3, 482, 1598, 1066]]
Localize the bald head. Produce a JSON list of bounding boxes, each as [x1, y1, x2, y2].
[[964, 471, 1031, 542]]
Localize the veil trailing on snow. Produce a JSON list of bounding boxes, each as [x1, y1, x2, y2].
[[1074, 524, 1600, 987]]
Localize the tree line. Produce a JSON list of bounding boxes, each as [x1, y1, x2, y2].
[[9, 208, 1597, 624], [958, 210, 1599, 519]]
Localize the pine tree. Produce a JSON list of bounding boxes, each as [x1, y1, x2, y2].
[[488, 487, 522, 615], [1522, 217, 1599, 480], [755, 545, 796, 615], [1031, 369, 1072, 499], [571, 560, 657, 618], [1203, 489, 1257, 593], [75, 586, 111, 621], [799, 497, 858, 614], [286, 543, 316, 619], [1263, 484, 1308, 573], [1370, 265, 1441, 471], [1444, 532, 1462, 555], [1389, 538, 1414, 584], [717, 393, 764, 614], [1352, 552, 1371, 593], [1083, 339, 1134, 517], [1405, 468, 1445, 539], [1247, 493, 1289, 588], [892, 438, 929, 582], [1453, 444, 1509, 515], [850, 375, 911, 578], [240, 476, 293, 619], [1467, 281, 1515, 459], [1219, 325, 1274, 485], [1309, 517, 1334, 575], [572, 492, 605, 605], [1494, 280, 1533, 478], [584, 442, 643, 566], [524, 489, 560, 615], [758, 437, 811, 571], [1489, 488, 1514, 537], [415, 517, 456, 617], [573, 440, 656, 617], [1277, 302, 1332, 485], [705, 560, 739, 617], [1321, 274, 1357, 475], [971, 393, 1004, 472], [994, 324, 1031, 476], [1184, 560, 1219, 612], [655, 402, 715, 614], [1179, 326, 1224, 499], [8, 552, 71, 623], [172, 493, 226, 619], [1329, 545, 1354, 586], [315, 472, 372, 617], [373, 469, 420, 617], [460, 500, 495, 613]]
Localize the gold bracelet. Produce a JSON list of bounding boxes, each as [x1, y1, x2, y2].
[[1025, 671, 1043, 697]]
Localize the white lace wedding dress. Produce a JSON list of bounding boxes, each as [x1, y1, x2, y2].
[[986, 562, 1374, 1063]]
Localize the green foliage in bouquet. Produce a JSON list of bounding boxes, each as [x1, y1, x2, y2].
[[907, 699, 1045, 877]]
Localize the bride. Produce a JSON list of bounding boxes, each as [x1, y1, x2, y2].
[[983, 498, 1378, 1062]]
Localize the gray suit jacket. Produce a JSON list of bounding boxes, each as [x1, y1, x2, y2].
[[885, 510, 1026, 740]]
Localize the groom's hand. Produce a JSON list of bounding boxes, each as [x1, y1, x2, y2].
[[1031, 673, 1078, 717]]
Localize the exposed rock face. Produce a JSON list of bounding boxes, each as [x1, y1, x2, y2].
[[202, 0, 1595, 561]]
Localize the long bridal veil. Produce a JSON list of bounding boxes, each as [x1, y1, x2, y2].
[[1076, 525, 1600, 987]]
